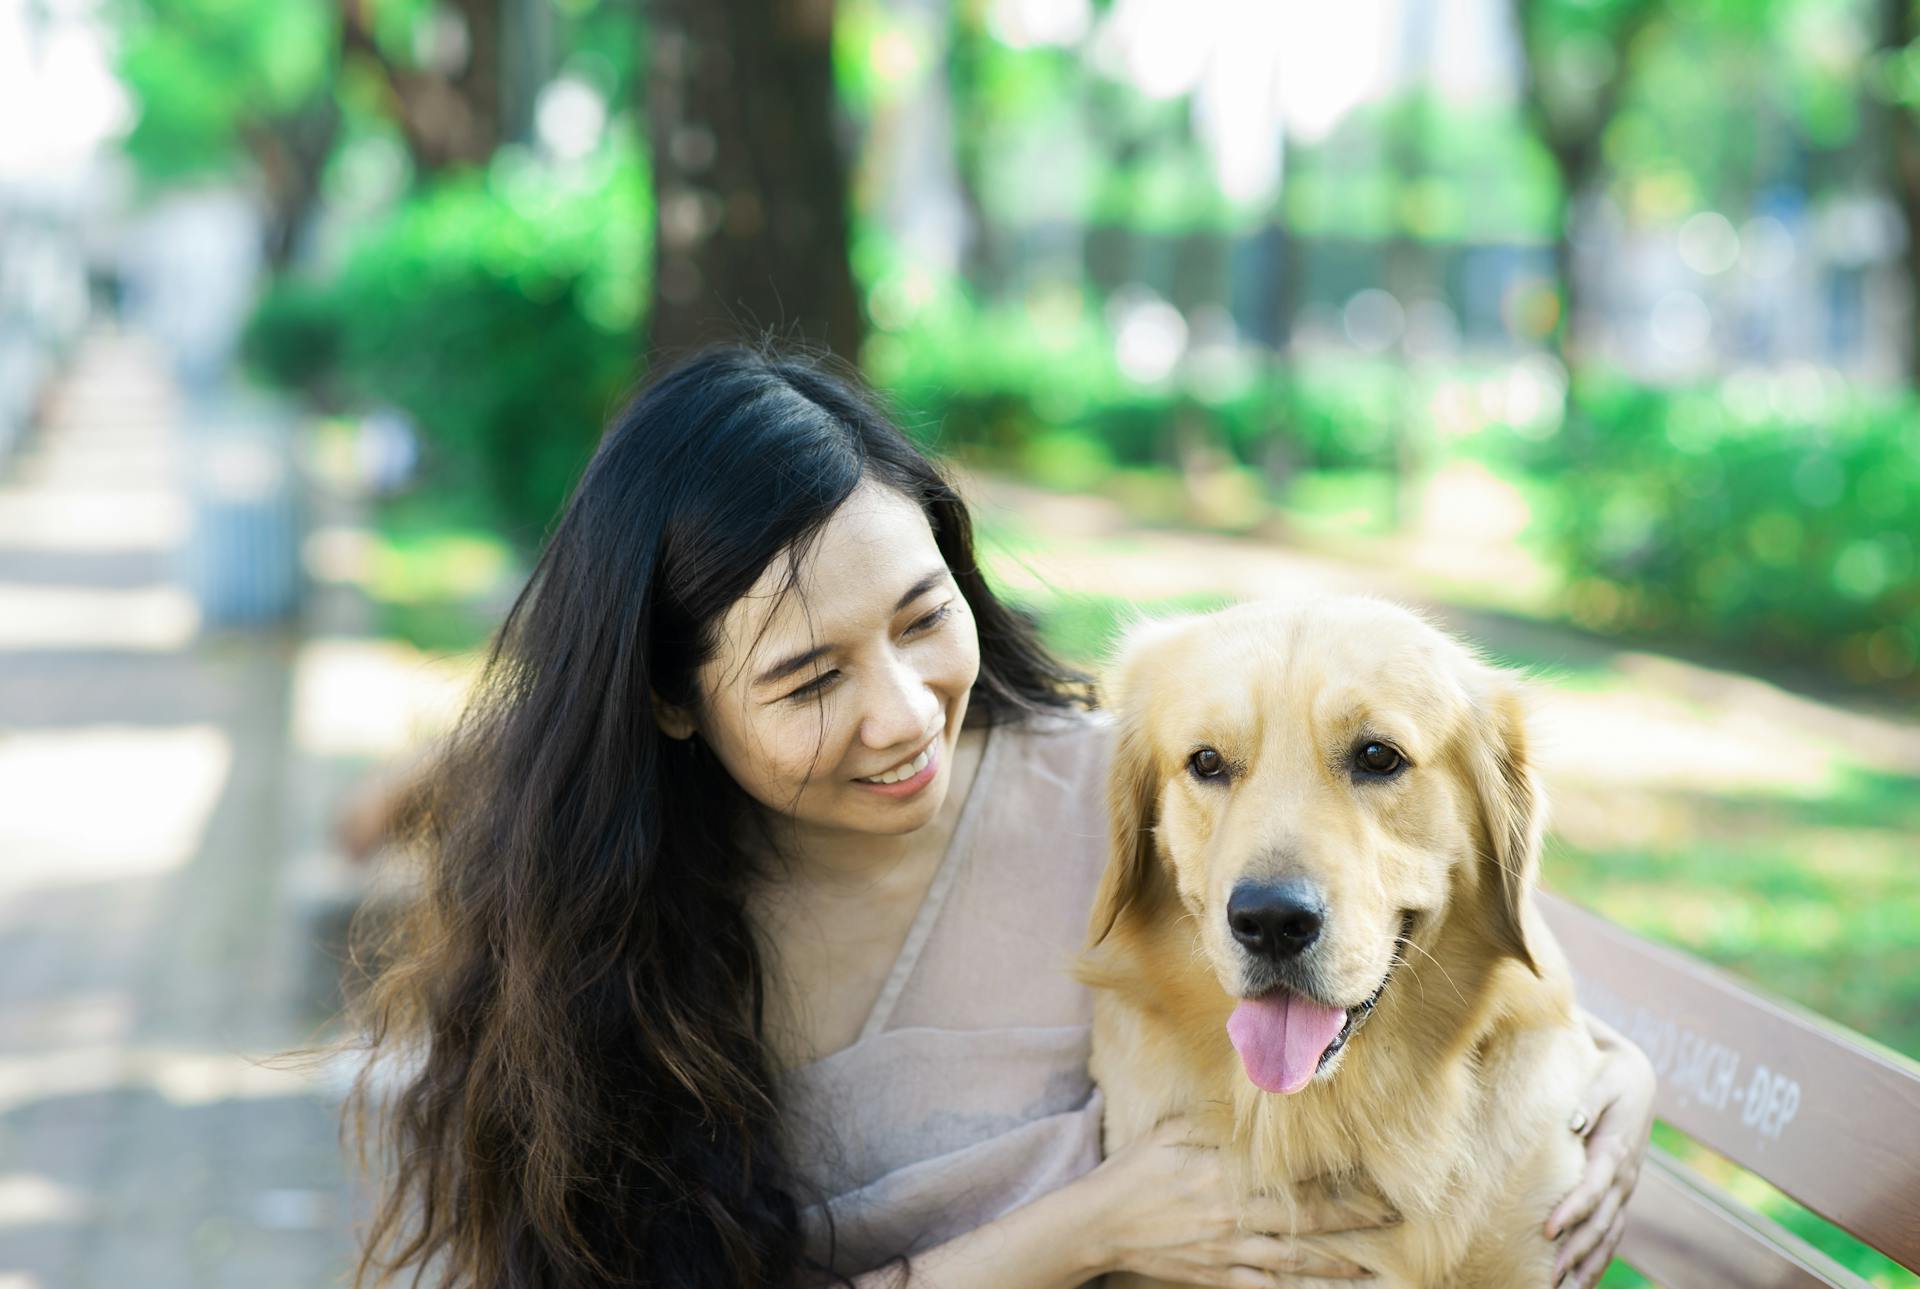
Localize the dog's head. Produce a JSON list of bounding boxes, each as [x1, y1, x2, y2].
[[1088, 595, 1543, 1094]]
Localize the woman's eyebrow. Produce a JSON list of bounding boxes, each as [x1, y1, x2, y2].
[[755, 643, 832, 689], [751, 568, 951, 689], [890, 568, 949, 613]]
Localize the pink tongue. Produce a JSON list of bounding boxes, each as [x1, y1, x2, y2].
[[1227, 993, 1348, 1094]]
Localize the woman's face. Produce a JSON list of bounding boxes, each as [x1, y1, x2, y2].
[[671, 480, 982, 841]]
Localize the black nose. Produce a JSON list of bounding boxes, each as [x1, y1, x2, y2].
[[1227, 880, 1326, 961]]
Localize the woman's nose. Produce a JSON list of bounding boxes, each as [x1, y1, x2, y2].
[[863, 652, 941, 750]]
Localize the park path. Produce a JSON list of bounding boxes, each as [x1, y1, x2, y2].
[[0, 330, 358, 1288], [964, 473, 1920, 857]]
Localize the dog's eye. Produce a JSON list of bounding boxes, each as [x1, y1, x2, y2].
[[1355, 742, 1404, 776], [1189, 747, 1227, 780]]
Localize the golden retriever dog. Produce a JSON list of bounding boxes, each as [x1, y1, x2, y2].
[[1078, 596, 1599, 1288]]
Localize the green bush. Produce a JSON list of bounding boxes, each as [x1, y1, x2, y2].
[[1518, 371, 1920, 685], [867, 301, 1404, 475], [243, 143, 649, 546]]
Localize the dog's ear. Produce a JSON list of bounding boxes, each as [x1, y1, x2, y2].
[[1465, 675, 1544, 977], [1087, 616, 1188, 946], [1089, 710, 1161, 946]]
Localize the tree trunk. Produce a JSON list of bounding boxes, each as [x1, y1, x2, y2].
[[1513, 0, 1658, 369], [645, 0, 864, 365], [1544, 140, 1586, 369], [450, 0, 502, 160], [340, 0, 502, 176], [1882, 0, 1920, 382], [245, 97, 341, 270]]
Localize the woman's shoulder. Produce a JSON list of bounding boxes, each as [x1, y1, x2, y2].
[[984, 705, 1114, 803], [995, 703, 1114, 739], [995, 704, 1113, 758]]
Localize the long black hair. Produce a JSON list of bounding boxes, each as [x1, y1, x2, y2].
[[345, 346, 1091, 1287]]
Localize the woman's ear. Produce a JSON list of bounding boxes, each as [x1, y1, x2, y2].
[[651, 690, 697, 741]]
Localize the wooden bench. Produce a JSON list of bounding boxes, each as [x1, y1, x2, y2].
[[1537, 892, 1920, 1287]]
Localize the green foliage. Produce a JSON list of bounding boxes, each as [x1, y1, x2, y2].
[[115, 0, 335, 180], [1517, 371, 1920, 686], [1087, 132, 1240, 235], [868, 297, 1415, 477], [1018, 589, 1238, 667], [871, 289, 1919, 693], [1286, 95, 1560, 244], [243, 141, 651, 546], [364, 487, 523, 652], [1269, 358, 1407, 470]]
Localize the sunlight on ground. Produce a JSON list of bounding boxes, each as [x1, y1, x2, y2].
[[0, 488, 186, 552], [291, 636, 474, 759], [0, 1174, 89, 1228], [1532, 687, 1837, 795], [1402, 462, 1559, 609], [0, 990, 131, 1049], [0, 726, 229, 892], [301, 523, 376, 586], [976, 490, 1920, 837], [0, 583, 198, 650], [0, 1041, 319, 1118]]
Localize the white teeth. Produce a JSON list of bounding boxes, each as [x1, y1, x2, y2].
[[861, 746, 932, 785]]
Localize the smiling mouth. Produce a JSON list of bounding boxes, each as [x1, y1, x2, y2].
[[1313, 910, 1419, 1072], [855, 727, 942, 784]]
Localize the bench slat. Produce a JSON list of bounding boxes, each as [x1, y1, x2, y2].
[[1538, 892, 1920, 1273], [1622, 1149, 1873, 1289]]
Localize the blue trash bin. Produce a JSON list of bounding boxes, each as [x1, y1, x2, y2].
[[181, 395, 302, 626]]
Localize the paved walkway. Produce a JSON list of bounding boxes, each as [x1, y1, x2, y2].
[[0, 331, 358, 1288]]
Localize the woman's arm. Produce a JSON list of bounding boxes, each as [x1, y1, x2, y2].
[[1548, 1008, 1657, 1289], [848, 1117, 1383, 1289]]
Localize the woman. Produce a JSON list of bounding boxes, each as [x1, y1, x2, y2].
[[344, 347, 1653, 1288]]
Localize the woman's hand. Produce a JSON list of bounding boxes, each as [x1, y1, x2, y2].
[[1084, 1116, 1392, 1287], [1547, 1012, 1657, 1288]]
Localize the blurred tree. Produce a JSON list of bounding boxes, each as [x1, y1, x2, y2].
[[116, 0, 340, 266], [1878, 0, 1920, 379], [644, 0, 864, 363], [339, 0, 504, 173], [117, 0, 557, 265], [1514, 0, 1662, 365], [1382, 0, 1444, 528]]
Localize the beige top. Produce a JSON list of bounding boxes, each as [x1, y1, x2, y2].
[[777, 709, 1115, 1282]]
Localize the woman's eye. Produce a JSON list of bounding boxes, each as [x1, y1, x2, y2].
[[782, 605, 950, 704], [907, 603, 952, 635], [1354, 741, 1405, 776], [786, 670, 838, 702], [1188, 747, 1226, 780]]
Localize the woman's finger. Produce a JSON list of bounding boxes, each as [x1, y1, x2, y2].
[[1564, 1208, 1628, 1289], [1232, 1235, 1374, 1279], [1552, 1182, 1624, 1285], [1225, 1268, 1286, 1289], [1245, 1185, 1399, 1235], [1546, 1129, 1625, 1238]]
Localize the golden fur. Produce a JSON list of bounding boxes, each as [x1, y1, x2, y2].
[[1077, 596, 1598, 1288]]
